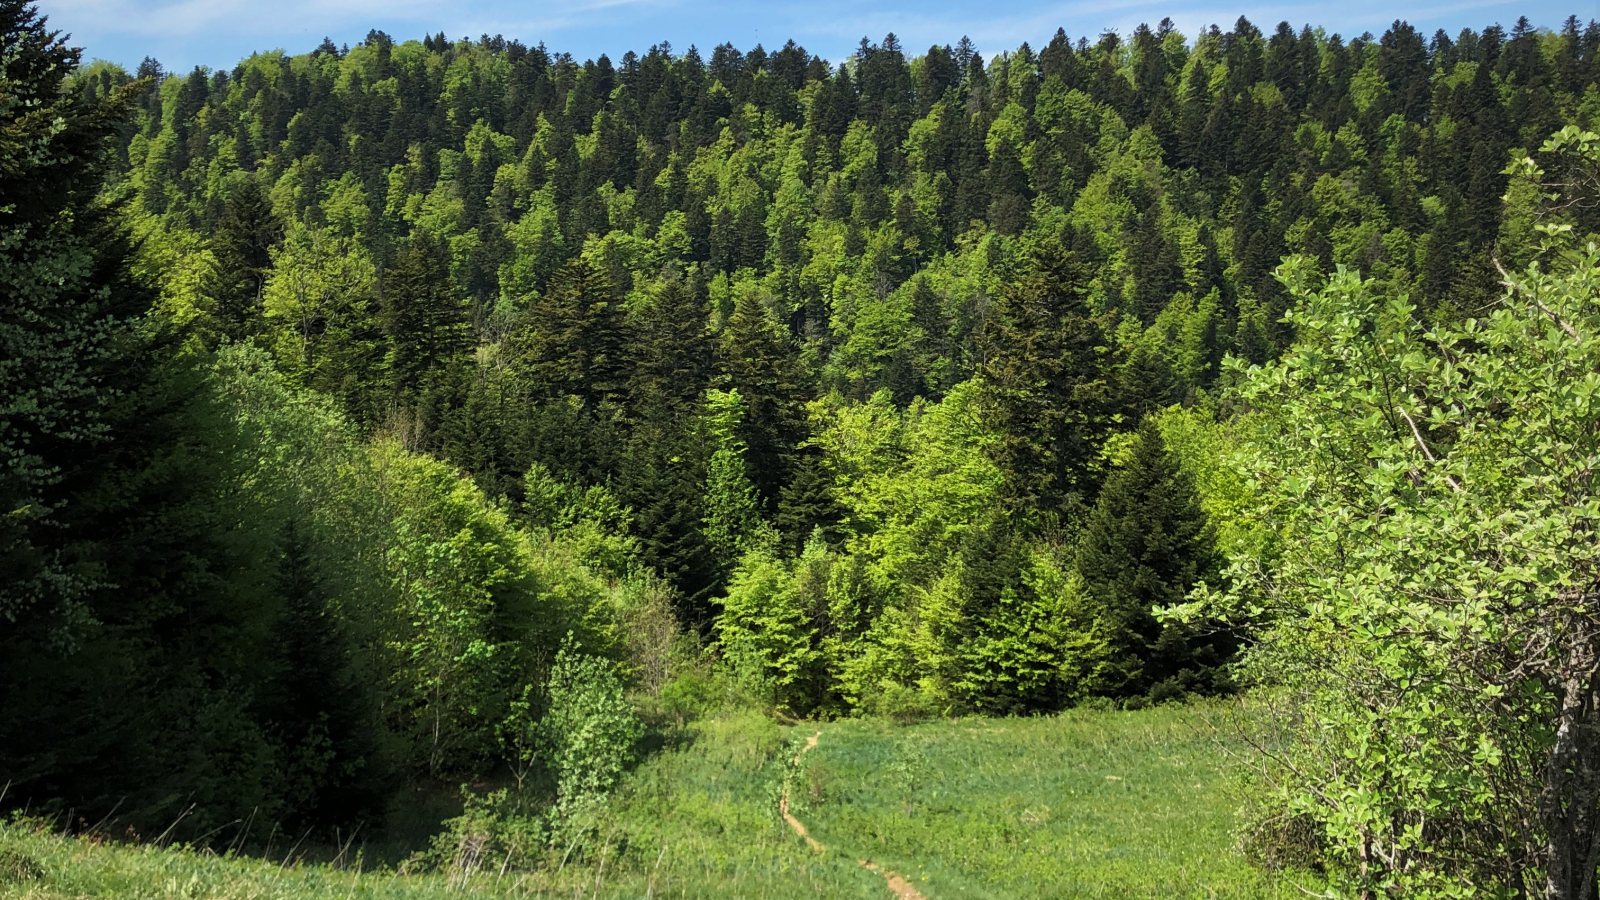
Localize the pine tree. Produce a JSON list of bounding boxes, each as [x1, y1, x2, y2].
[[0, 7, 287, 831], [509, 256, 625, 405], [715, 292, 809, 511], [701, 388, 770, 570], [259, 518, 389, 826], [627, 271, 712, 420], [774, 449, 844, 555], [1074, 420, 1229, 700], [1116, 341, 1183, 418], [0, 0, 154, 638]]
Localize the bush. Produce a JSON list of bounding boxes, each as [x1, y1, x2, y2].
[[1215, 239, 1600, 895], [540, 639, 644, 835]]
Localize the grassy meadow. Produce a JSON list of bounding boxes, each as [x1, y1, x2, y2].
[[0, 705, 1318, 899]]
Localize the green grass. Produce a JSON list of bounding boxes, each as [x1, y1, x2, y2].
[[0, 704, 1318, 899], [790, 703, 1322, 899]]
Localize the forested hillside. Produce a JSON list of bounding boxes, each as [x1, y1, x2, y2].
[[98, 15, 1600, 708], [12, 2, 1600, 893]]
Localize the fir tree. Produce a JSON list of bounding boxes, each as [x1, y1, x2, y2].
[[259, 518, 390, 827], [715, 293, 809, 511], [627, 271, 712, 420], [774, 449, 845, 555], [382, 230, 470, 401], [510, 256, 625, 405], [979, 237, 1114, 520], [203, 178, 282, 343], [1074, 420, 1229, 700]]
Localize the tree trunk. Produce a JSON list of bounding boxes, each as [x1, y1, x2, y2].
[[1542, 635, 1600, 900]]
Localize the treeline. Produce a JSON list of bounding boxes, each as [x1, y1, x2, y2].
[[9, 0, 1600, 846], [93, 11, 1600, 710]]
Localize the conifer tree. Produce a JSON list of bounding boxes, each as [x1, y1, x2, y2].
[[203, 178, 282, 342], [701, 388, 769, 569], [382, 230, 470, 401], [1, 5, 290, 830], [774, 449, 844, 555], [0, 0, 153, 635], [1075, 420, 1228, 700], [715, 293, 809, 510], [260, 518, 389, 826], [627, 271, 712, 419], [510, 256, 625, 405], [979, 236, 1114, 519]]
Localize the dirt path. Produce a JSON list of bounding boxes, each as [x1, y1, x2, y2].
[[780, 730, 928, 900]]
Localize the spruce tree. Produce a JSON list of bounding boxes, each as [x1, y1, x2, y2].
[[0, 6, 287, 831], [382, 230, 470, 402], [203, 178, 282, 343], [0, 0, 158, 638], [774, 449, 844, 555], [1075, 420, 1229, 700], [979, 235, 1114, 520], [509, 256, 625, 405], [626, 271, 712, 420], [715, 292, 809, 511], [259, 518, 389, 826]]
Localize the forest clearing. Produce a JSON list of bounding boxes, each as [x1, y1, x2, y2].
[[0, 705, 1316, 899]]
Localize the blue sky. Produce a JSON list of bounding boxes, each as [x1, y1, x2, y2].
[[42, 0, 1600, 75]]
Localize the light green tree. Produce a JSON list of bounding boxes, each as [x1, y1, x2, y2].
[[1214, 246, 1600, 897]]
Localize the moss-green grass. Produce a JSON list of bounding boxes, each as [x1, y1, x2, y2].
[[0, 704, 1317, 899]]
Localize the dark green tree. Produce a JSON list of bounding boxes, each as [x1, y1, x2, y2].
[[626, 271, 713, 420], [256, 518, 391, 827], [979, 238, 1115, 520], [773, 449, 845, 555], [1075, 420, 1230, 701], [202, 178, 282, 343], [382, 230, 470, 401], [715, 293, 809, 511], [508, 257, 625, 406]]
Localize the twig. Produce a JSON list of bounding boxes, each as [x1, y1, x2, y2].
[[190, 818, 244, 847], [229, 806, 257, 856], [154, 803, 195, 847], [86, 797, 126, 837], [590, 827, 615, 896], [554, 814, 594, 878], [645, 840, 668, 899], [278, 825, 314, 871], [333, 822, 363, 869], [1496, 257, 1581, 340]]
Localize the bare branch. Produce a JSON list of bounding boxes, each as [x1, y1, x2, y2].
[[1496, 257, 1582, 341], [1397, 405, 1465, 495]]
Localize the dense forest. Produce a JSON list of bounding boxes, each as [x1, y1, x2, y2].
[[12, 0, 1600, 893]]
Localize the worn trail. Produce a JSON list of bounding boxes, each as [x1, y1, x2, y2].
[[780, 730, 928, 900]]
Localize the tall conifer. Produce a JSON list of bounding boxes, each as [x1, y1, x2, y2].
[[1075, 420, 1229, 700]]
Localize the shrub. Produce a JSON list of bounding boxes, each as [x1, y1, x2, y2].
[[540, 638, 644, 835]]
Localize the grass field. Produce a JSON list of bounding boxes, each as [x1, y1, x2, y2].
[[792, 705, 1319, 899], [0, 704, 1320, 899]]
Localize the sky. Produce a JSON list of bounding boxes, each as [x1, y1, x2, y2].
[[42, 0, 1600, 75]]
